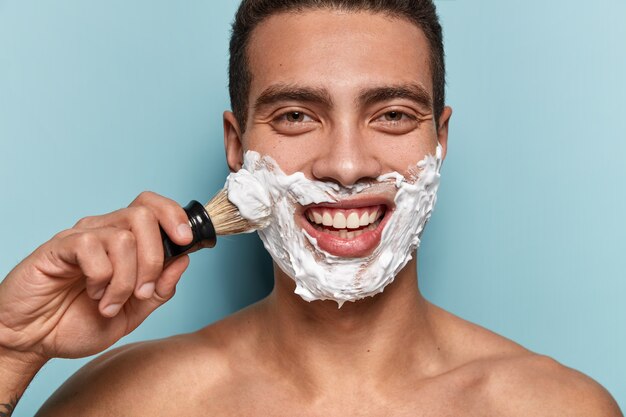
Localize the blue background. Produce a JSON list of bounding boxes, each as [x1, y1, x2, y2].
[[1, 1, 624, 414]]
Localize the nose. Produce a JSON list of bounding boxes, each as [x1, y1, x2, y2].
[[310, 124, 383, 187]]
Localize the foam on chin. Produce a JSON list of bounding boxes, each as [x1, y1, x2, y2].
[[226, 146, 442, 307]]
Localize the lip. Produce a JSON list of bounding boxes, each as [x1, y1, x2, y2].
[[296, 195, 394, 258]]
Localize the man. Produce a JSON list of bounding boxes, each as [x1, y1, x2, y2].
[[0, 0, 622, 415]]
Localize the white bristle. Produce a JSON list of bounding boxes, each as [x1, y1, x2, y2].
[[204, 189, 255, 235]]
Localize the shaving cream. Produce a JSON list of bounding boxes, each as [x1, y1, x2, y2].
[[226, 145, 442, 307]]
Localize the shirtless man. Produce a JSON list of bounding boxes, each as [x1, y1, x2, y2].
[[1, 0, 622, 415]]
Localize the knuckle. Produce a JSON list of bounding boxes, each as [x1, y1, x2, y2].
[[143, 255, 164, 274], [52, 228, 75, 240], [135, 190, 157, 204], [113, 230, 136, 249], [85, 272, 111, 288], [86, 263, 114, 284], [129, 205, 154, 223], [75, 232, 100, 250], [155, 286, 176, 302], [74, 216, 95, 229], [163, 202, 186, 223]]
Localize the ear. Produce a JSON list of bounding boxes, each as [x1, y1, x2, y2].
[[436, 106, 452, 161], [223, 111, 244, 172]]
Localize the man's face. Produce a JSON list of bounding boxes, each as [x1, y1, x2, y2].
[[225, 9, 451, 260]]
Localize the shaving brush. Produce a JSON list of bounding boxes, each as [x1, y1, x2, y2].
[[161, 189, 254, 260]]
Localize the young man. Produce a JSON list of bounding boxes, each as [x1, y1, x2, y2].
[[0, 1, 622, 415]]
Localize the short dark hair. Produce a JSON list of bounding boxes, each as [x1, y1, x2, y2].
[[229, 0, 445, 132]]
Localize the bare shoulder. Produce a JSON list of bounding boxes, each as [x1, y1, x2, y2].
[[482, 353, 623, 417], [35, 310, 257, 417], [430, 305, 622, 416]]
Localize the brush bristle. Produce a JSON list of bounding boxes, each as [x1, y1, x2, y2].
[[204, 189, 255, 235]]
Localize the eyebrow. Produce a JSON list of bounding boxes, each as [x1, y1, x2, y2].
[[254, 84, 334, 111], [253, 82, 433, 112], [358, 84, 433, 111]]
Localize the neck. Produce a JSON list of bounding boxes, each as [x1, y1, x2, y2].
[[259, 256, 447, 392]]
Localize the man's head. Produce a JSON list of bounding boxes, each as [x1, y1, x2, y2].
[[222, 0, 452, 304], [228, 0, 446, 134]]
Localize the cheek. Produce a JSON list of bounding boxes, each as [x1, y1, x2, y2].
[[373, 139, 437, 175], [243, 131, 439, 178], [243, 135, 319, 175]]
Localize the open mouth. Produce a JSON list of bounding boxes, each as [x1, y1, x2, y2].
[[305, 205, 386, 239], [299, 200, 392, 257]]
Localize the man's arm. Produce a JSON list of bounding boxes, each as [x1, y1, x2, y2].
[[0, 192, 194, 416], [0, 348, 47, 417]]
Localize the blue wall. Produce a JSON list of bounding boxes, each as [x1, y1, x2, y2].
[[1, 1, 624, 415]]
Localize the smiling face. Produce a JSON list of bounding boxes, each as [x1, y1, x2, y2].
[[224, 9, 451, 262]]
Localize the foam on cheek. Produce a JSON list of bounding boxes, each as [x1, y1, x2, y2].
[[225, 146, 443, 307]]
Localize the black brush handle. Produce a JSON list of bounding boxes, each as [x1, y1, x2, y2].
[[161, 200, 216, 261]]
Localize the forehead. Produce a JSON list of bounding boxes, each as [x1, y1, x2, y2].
[[246, 9, 433, 101]]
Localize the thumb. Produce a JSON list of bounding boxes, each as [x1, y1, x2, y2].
[[125, 255, 190, 331]]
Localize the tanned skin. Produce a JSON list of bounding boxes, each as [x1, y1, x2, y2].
[[0, 396, 18, 417], [0, 9, 621, 417]]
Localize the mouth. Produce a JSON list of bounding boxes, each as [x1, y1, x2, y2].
[[298, 198, 392, 258]]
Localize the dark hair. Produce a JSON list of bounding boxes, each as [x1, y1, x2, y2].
[[229, 0, 445, 132]]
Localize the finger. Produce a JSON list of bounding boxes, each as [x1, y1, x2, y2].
[[125, 255, 190, 332], [71, 193, 191, 298], [130, 191, 193, 246], [121, 206, 164, 300], [97, 229, 138, 318], [155, 254, 190, 301], [73, 235, 113, 300], [53, 232, 114, 299], [74, 192, 192, 248], [51, 228, 78, 240], [106, 204, 188, 298]]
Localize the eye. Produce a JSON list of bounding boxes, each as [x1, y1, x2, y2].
[[378, 110, 413, 123], [277, 111, 314, 124], [286, 111, 304, 123], [387, 111, 402, 121], [269, 109, 318, 135], [371, 109, 419, 134]]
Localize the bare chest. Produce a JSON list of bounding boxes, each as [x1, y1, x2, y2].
[[177, 376, 495, 417]]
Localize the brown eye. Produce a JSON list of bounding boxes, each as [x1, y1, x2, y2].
[[271, 110, 317, 135], [384, 111, 403, 121], [286, 111, 305, 123], [372, 109, 419, 134]]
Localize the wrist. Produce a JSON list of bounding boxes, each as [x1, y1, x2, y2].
[[0, 348, 45, 417], [0, 345, 47, 380]]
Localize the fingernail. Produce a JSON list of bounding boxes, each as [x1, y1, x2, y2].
[[137, 282, 155, 299], [177, 223, 192, 240], [102, 303, 122, 317], [93, 288, 105, 300]]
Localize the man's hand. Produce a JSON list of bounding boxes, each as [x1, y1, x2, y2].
[[0, 191, 193, 360]]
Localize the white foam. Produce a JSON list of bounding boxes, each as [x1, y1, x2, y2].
[[225, 146, 442, 307]]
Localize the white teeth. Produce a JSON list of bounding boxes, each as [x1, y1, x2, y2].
[[333, 212, 347, 229], [346, 213, 360, 229], [309, 212, 382, 239], [307, 207, 384, 232]]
